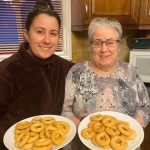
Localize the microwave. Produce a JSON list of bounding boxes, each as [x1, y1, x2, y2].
[[129, 49, 150, 83]]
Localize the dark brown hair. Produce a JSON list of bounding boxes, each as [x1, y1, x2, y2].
[[25, 1, 61, 31], [35, 0, 54, 10]]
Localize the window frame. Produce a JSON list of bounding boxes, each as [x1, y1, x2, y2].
[[0, 0, 72, 61], [56, 0, 72, 60]]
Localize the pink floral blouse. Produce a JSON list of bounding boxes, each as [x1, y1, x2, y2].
[[62, 61, 150, 127]]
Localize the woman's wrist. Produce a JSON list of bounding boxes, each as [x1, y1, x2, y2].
[[71, 115, 81, 127]]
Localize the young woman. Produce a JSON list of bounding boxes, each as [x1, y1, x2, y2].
[[0, 6, 74, 149]]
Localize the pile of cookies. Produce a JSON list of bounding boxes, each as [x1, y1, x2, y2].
[[14, 116, 70, 150], [81, 114, 136, 150]]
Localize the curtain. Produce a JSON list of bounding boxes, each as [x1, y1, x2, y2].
[[0, 0, 62, 55]]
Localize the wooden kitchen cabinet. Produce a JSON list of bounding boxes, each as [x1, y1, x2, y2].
[[139, 0, 150, 28], [71, 0, 150, 30]]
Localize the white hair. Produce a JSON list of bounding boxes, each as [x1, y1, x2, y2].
[[88, 17, 122, 42]]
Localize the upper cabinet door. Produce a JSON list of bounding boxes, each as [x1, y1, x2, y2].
[[71, 0, 150, 30], [139, 0, 150, 28], [91, 0, 140, 27], [71, 0, 90, 30]]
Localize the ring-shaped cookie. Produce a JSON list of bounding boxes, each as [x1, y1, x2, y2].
[[16, 121, 31, 130], [30, 122, 45, 133], [95, 131, 110, 147], [81, 128, 95, 139], [41, 117, 56, 125], [15, 132, 30, 148], [55, 121, 70, 133], [117, 124, 133, 137], [111, 135, 127, 150], [90, 114, 103, 122], [51, 130, 65, 145], [102, 116, 117, 127], [33, 138, 52, 147]]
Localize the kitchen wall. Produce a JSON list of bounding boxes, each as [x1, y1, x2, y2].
[[71, 30, 148, 63]]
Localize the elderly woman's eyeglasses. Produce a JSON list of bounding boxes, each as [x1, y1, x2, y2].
[[91, 39, 120, 48]]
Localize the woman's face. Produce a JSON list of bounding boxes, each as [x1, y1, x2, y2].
[[91, 25, 121, 70], [24, 14, 59, 59]]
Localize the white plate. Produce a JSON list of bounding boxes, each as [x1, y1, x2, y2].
[[3, 115, 76, 150], [78, 111, 144, 150]]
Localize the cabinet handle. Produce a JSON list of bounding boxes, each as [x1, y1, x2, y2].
[[84, 3, 88, 17]]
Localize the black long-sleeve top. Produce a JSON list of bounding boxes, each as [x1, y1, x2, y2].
[[0, 42, 74, 149]]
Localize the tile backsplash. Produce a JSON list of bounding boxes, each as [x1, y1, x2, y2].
[[71, 30, 148, 63], [71, 31, 130, 63]]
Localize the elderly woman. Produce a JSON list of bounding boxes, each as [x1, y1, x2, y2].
[[62, 17, 150, 150]]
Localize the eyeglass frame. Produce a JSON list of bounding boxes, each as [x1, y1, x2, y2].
[[90, 39, 121, 49]]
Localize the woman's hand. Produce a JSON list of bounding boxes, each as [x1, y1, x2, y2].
[[71, 115, 81, 127], [135, 113, 145, 128]]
